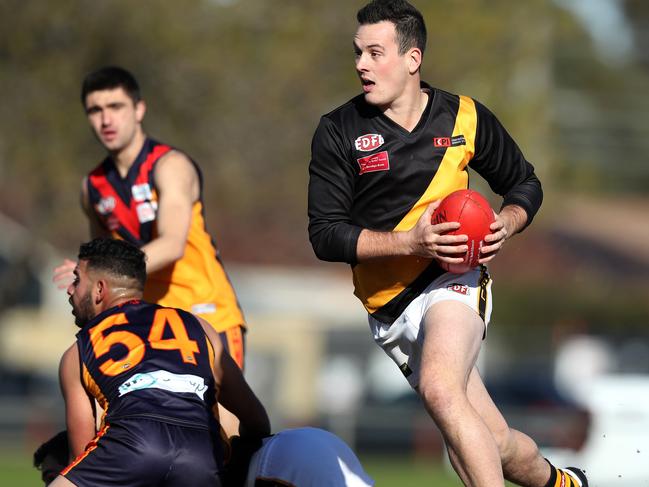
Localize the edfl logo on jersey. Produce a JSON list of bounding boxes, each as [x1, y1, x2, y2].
[[355, 133, 384, 152]]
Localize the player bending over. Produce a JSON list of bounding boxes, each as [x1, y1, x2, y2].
[[50, 238, 269, 486]]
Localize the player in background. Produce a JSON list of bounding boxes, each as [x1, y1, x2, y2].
[[52, 66, 245, 434], [307, 1, 587, 486], [50, 238, 269, 486]]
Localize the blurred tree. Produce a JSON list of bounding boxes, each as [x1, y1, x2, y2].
[[0, 0, 646, 266]]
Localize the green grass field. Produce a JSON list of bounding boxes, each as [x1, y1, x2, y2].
[[362, 455, 463, 485], [3, 449, 514, 485], [3, 449, 463, 486]]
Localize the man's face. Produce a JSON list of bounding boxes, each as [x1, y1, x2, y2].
[[67, 260, 96, 327], [84, 87, 145, 153], [354, 21, 411, 109]]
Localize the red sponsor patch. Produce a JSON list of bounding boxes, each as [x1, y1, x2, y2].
[[355, 133, 385, 152], [434, 135, 466, 147], [357, 151, 390, 175], [447, 283, 469, 295]]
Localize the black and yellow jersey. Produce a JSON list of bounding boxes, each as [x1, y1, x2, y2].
[[86, 138, 244, 332], [308, 83, 542, 324], [76, 300, 219, 430]]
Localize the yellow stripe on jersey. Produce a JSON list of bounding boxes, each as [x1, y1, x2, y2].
[[353, 96, 478, 315], [393, 96, 476, 232]]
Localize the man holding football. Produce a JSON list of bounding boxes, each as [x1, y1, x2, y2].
[[308, 1, 587, 486]]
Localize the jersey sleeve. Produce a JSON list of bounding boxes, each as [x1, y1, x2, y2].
[[308, 116, 362, 264], [469, 100, 543, 229]]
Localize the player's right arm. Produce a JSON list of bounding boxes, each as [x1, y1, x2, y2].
[[356, 204, 467, 263], [308, 117, 466, 264], [52, 178, 108, 290], [198, 318, 270, 439], [59, 343, 96, 460]]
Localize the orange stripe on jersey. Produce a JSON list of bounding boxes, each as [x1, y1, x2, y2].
[[61, 424, 110, 475], [82, 363, 109, 413]]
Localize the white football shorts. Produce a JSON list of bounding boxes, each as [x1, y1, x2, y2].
[[368, 266, 492, 389]]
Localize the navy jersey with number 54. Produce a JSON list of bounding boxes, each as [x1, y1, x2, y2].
[[76, 300, 219, 430]]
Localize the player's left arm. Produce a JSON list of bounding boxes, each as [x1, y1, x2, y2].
[[59, 343, 96, 460], [469, 100, 543, 262], [198, 318, 270, 439], [142, 151, 200, 274]]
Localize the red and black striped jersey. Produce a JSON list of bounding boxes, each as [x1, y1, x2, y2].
[[76, 300, 219, 430], [86, 138, 245, 332], [308, 84, 542, 324]]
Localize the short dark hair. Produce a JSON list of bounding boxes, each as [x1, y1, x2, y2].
[[357, 0, 427, 55], [81, 66, 141, 105], [78, 238, 146, 290], [33, 430, 69, 470]]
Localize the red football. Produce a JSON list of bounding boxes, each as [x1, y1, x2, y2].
[[431, 189, 495, 273]]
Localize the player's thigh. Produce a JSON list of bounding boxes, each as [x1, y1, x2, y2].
[[420, 300, 485, 389], [49, 475, 76, 487]]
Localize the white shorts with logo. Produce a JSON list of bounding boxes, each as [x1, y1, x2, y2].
[[368, 266, 492, 390]]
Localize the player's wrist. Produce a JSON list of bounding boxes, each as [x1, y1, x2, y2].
[[395, 229, 415, 256]]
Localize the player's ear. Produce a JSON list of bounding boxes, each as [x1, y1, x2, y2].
[[94, 279, 107, 304], [135, 99, 146, 123], [407, 47, 422, 74]]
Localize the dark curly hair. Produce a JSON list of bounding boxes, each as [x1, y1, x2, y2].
[[357, 0, 427, 55], [78, 238, 146, 290]]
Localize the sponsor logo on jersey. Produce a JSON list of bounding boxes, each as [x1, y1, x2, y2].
[[357, 151, 390, 175], [131, 183, 153, 202], [95, 196, 116, 215], [191, 303, 217, 315], [136, 201, 157, 223], [433, 135, 466, 148], [118, 370, 208, 400], [354, 133, 385, 152], [447, 283, 469, 295]]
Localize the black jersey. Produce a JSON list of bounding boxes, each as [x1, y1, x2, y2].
[[76, 300, 219, 430], [308, 83, 542, 324]]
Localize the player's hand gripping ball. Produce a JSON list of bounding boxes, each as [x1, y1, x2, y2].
[[431, 189, 495, 274]]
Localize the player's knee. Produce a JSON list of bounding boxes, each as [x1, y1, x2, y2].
[[418, 378, 461, 421]]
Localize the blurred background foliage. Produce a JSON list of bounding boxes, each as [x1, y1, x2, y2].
[[0, 0, 647, 330]]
